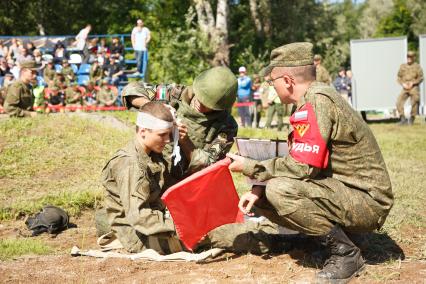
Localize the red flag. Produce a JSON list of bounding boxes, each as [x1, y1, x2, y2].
[[161, 158, 244, 250]]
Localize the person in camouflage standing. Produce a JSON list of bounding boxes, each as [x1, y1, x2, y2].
[[264, 84, 285, 131], [227, 42, 393, 283], [313, 54, 331, 85], [121, 66, 239, 179], [396, 51, 424, 125], [4, 60, 39, 117]]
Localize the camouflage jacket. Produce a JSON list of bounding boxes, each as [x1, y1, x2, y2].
[[43, 67, 56, 84], [62, 66, 75, 83], [97, 87, 116, 105], [90, 66, 103, 82], [122, 84, 238, 180], [64, 87, 82, 105], [4, 80, 34, 117], [316, 65, 331, 85], [397, 63, 423, 86], [101, 138, 176, 251], [242, 82, 393, 213]]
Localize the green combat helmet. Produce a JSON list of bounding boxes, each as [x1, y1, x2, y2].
[[192, 66, 237, 110]]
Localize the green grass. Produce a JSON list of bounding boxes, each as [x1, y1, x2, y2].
[[0, 115, 132, 221], [1, 113, 426, 263], [0, 239, 52, 260]]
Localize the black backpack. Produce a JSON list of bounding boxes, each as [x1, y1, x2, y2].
[[25, 205, 69, 236]]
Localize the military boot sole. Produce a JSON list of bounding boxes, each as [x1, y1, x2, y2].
[[315, 263, 366, 284]]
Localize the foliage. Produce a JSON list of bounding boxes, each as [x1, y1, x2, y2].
[[375, 0, 416, 49]]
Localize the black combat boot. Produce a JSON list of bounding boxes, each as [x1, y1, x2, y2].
[[398, 116, 407, 125], [316, 225, 365, 284]]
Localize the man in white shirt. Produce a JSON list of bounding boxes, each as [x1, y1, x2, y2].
[[131, 19, 151, 75], [76, 24, 92, 64]]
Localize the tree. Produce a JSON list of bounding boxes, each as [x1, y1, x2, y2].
[[193, 0, 231, 66]]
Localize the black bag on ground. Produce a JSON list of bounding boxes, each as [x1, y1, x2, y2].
[[25, 205, 69, 236]]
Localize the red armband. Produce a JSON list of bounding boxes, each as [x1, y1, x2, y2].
[[289, 103, 329, 168]]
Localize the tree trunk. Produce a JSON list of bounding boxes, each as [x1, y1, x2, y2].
[[193, 0, 230, 66]]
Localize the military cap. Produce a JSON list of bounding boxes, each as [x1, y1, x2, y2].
[[101, 78, 109, 84], [47, 58, 53, 64], [407, 51, 416, 58], [192, 66, 237, 110], [50, 86, 59, 91], [313, 54, 322, 61], [62, 59, 69, 64], [20, 60, 39, 70], [260, 42, 314, 76]]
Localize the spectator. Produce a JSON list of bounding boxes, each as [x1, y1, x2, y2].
[[237, 66, 252, 127], [16, 47, 34, 64], [3, 60, 39, 117], [61, 59, 75, 85], [264, 84, 284, 131], [26, 42, 36, 56], [103, 56, 124, 86], [43, 59, 56, 87], [9, 59, 20, 80], [250, 74, 263, 128], [0, 58, 10, 86], [131, 19, 151, 75], [0, 41, 8, 58], [110, 37, 124, 62], [89, 60, 103, 85], [84, 81, 98, 106], [333, 67, 351, 103], [64, 82, 84, 111], [314, 54, 331, 85], [75, 24, 92, 64], [45, 86, 65, 113], [98, 38, 110, 55], [8, 38, 20, 59], [53, 41, 67, 64], [346, 69, 353, 105], [97, 78, 117, 106]]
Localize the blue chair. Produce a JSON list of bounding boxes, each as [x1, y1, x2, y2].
[[36, 76, 45, 87], [71, 64, 79, 74], [55, 64, 63, 72], [77, 75, 90, 86], [78, 64, 91, 75]]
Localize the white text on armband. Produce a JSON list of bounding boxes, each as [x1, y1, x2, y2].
[[292, 143, 320, 154]]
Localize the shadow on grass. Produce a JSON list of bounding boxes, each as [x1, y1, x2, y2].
[[283, 232, 404, 269]]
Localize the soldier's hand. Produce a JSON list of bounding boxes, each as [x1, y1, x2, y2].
[[226, 153, 245, 172], [238, 188, 262, 216], [176, 120, 188, 141]]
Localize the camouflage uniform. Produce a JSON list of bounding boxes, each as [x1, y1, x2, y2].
[[64, 86, 83, 109], [101, 138, 281, 254], [396, 60, 423, 119], [97, 85, 117, 106], [61, 66, 75, 85], [43, 66, 56, 87], [4, 80, 34, 117], [89, 65, 103, 85], [243, 82, 393, 236], [316, 64, 331, 85], [121, 67, 238, 179]]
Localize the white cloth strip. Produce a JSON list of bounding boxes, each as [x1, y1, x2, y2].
[[136, 112, 174, 129]]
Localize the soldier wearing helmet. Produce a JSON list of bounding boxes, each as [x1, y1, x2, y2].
[[121, 66, 238, 179]]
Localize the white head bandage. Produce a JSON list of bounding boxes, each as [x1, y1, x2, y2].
[[136, 112, 174, 129], [136, 111, 182, 166]]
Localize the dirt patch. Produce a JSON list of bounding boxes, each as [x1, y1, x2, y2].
[[1, 211, 426, 283]]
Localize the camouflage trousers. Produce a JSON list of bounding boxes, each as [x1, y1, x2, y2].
[[255, 176, 388, 236], [396, 87, 420, 118], [95, 209, 281, 254]]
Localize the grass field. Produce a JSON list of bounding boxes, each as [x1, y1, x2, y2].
[[0, 113, 425, 264]]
